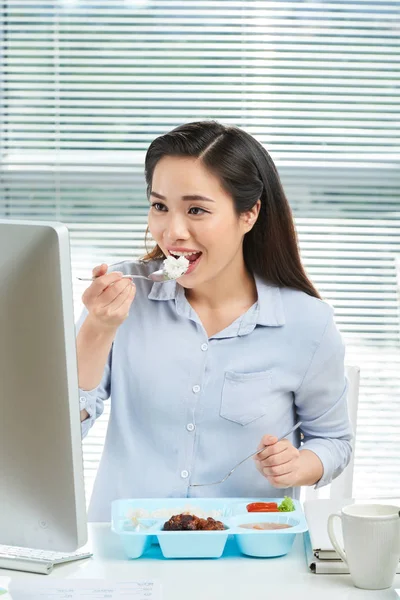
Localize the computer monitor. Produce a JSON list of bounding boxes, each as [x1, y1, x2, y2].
[[0, 219, 87, 552]]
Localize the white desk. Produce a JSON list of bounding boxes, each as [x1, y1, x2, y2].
[[1, 523, 400, 600]]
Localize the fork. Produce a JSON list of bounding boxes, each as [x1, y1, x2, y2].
[[189, 421, 302, 488]]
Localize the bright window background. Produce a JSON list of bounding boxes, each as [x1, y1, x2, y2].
[[1, 0, 399, 505]]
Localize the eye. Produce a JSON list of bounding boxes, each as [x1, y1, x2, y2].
[[151, 202, 167, 212], [189, 206, 208, 216]]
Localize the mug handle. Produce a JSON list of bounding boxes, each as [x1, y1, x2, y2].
[[327, 512, 348, 565]]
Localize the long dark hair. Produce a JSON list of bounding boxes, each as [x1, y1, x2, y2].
[[143, 120, 320, 299]]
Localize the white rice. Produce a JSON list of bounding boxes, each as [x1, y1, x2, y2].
[[127, 505, 223, 521], [163, 255, 190, 279]]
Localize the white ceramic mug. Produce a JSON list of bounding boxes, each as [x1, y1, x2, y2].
[[327, 503, 400, 590]]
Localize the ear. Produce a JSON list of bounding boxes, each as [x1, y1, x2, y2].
[[240, 199, 261, 233]]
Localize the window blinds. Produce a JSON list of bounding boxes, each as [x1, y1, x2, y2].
[[1, 0, 399, 504]]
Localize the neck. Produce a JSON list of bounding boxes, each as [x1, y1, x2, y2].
[[185, 255, 257, 310]]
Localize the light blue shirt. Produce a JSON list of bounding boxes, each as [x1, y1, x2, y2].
[[77, 260, 353, 522]]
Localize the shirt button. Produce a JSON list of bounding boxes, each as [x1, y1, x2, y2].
[[201, 343, 208, 351], [186, 423, 195, 432], [79, 396, 86, 406], [181, 470, 189, 479], [192, 385, 201, 393]]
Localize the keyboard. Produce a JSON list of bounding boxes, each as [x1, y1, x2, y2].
[[0, 544, 93, 574]]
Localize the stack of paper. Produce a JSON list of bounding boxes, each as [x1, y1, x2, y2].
[[7, 579, 162, 599], [303, 498, 400, 574]]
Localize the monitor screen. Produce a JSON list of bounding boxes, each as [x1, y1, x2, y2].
[[0, 219, 87, 551]]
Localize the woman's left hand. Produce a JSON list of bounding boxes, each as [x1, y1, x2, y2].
[[253, 434, 301, 488]]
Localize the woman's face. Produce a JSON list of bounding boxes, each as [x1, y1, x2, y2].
[[148, 156, 259, 289]]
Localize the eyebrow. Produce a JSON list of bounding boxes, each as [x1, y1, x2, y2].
[[150, 191, 215, 203]]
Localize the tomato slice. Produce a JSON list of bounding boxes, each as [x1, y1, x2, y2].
[[248, 507, 279, 512], [247, 502, 277, 509], [246, 502, 279, 512]]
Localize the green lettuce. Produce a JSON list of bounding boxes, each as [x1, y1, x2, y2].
[[278, 496, 295, 512]]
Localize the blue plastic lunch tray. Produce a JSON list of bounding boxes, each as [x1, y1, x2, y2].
[[111, 497, 308, 559]]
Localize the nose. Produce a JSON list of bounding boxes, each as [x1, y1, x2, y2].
[[164, 212, 190, 244]]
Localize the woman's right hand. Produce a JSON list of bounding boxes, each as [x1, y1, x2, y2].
[[81, 263, 136, 332]]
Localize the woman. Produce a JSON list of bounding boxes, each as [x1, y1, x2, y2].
[[77, 121, 352, 522]]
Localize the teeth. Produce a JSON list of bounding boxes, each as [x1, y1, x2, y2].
[[170, 251, 199, 257]]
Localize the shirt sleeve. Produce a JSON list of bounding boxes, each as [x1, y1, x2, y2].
[[294, 307, 353, 489], [75, 308, 112, 440]]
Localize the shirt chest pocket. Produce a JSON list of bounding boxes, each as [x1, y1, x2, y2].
[[220, 369, 273, 426]]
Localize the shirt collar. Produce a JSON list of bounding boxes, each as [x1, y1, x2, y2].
[[148, 278, 177, 301], [148, 274, 285, 334], [253, 275, 286, 327]]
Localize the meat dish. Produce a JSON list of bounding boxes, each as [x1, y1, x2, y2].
[[163, 514, 225, 531]]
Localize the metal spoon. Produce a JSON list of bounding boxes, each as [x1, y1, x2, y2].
[[77, 269, 170, 283], [77, 258, 188, 283], [190, 421, 302, 488]]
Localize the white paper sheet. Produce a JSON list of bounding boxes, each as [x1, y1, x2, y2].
[[7, 579, 161, 600]]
